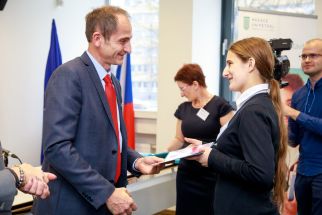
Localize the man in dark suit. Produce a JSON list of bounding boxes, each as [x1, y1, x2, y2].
[[1, 143, 56, 214], [33, 6, 163, 215]]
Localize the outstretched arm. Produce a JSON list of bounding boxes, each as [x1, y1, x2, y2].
[[134, 156, 164, 174]]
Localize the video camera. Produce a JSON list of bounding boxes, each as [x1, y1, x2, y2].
[[268, 38, 293, 87]]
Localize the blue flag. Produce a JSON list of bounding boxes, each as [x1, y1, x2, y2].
[[42, 19, 62, 163], [44, 19, 62, 90]]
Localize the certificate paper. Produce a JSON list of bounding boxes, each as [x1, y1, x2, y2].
[[158, 142, 214, 165]]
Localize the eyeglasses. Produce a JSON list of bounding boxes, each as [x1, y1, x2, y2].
[[179, 85, 188, 92], [299, 53, 322, 60]]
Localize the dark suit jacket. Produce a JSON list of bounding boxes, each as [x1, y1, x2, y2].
[[33, 52, 142, 215], [0, 143, 16, 214], [208, 93, 280, 215]]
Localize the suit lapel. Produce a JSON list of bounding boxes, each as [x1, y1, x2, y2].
[[111, 75, 122, 112], [80, 52, 118, 135], [216, 98, 249, 144]]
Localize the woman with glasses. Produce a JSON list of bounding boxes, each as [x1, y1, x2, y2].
[[167, 63, 234, 215]]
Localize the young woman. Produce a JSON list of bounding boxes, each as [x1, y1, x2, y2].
[[186, 37, 288, 214]]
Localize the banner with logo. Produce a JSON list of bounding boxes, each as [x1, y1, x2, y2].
[[236, 8, 317, 74]]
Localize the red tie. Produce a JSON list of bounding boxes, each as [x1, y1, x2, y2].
[[104, 75, 121, 183]]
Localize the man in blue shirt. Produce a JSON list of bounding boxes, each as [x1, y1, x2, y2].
[[283, 38, 322, 215]]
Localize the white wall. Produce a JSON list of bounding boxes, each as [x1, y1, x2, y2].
[[317, 0, 322, 37], [192, 0, 222, 95], [156, 0, 222, 152], [156, 0, 193, 153], [0, 0, 105, 165]]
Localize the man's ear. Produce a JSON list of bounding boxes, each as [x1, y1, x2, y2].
[[92, 32, 102, 47]]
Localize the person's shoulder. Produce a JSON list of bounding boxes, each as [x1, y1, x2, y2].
[[60, 56, 84, 70], [242, 93, 269, 105], [315, 78, 322, 91], [46, 57, 86, 88], [242, 94, 273, 113], [178, 101, 191, 108], [209, 95, 233, 111], [57, 51, 87, 70], [238, 102, 274, 125], [53, 55, 86, 77], [175, 101, 192, 115], [212, 95, 231, 105]]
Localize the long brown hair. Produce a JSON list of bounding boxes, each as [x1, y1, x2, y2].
[[229, 37, 288, 210]]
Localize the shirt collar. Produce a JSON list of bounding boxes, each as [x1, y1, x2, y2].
[[86, 50, 110, 80], [236, 83, 269, 110], [306, 77, 322, 90]]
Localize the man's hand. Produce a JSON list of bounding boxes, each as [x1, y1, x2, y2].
[[282, 102, 300, 120], [106, 187, 137, 215], [134, 156, 164, 174]]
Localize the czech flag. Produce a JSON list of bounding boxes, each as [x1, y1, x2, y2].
[[116, 54, 135, 149], [42, 19, 62, 162]]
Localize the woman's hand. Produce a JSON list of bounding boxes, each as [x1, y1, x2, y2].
[[184, 137, 212, 167]]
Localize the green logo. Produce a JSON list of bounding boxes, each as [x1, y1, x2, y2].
[[243, 16, 250, 30]]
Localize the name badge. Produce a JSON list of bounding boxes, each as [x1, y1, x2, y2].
[[196, 108, 209, 121]]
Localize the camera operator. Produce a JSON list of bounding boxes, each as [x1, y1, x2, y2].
[[282, 38, 322, 215]]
